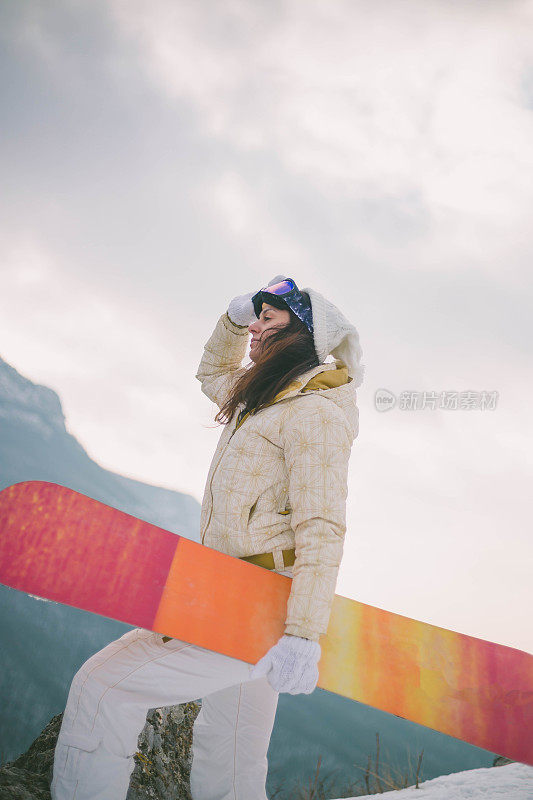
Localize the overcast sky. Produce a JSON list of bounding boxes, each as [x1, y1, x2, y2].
[[1, 1, 532, 652]]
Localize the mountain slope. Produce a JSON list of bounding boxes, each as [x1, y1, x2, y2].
[[0, 356, 200, 533]]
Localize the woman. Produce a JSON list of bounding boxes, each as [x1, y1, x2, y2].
[[50, 276, 364, 800]]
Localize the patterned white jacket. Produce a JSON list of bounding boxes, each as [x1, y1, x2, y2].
[[195, 312, 360, 641]]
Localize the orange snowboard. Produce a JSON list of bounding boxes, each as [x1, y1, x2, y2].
[[0, 480, 531, 765]]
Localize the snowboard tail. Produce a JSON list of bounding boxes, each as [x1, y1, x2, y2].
[[0, 481, 531, 765]]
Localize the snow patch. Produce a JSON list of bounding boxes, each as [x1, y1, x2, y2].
[[332, 761, 533, 799], [28, 594, 55, 603]]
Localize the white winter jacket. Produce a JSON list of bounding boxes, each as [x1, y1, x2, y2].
[[195, 312, 359, 641]]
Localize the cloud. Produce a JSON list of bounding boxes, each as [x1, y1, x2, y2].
[[107, 0, 533, 291]]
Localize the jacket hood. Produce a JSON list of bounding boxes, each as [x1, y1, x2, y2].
[[261, 358, 359, 439]]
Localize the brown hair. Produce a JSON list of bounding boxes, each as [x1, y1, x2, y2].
[[215, 306, 319, 426]]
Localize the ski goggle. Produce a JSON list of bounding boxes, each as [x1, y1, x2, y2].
[[251, 278, 314, 334]]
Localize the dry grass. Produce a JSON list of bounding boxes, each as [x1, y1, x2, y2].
[[269, 732, 425, 799]]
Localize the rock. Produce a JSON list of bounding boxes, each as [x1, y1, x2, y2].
[[493, 755, 515, 767], [0, 702, 201, 800], [127, 703, 201, 800], [0, 713, 61, 800]]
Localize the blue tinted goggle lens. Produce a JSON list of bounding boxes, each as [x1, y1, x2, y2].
[[260, 279, 296, 296]]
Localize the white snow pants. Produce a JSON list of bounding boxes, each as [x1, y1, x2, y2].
[[50, 566, 293, 800]]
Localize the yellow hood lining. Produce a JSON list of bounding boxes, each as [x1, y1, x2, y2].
[[302, 363, 351, 391]]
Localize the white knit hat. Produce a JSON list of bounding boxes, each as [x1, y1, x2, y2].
[[302, 286, 366, 388]]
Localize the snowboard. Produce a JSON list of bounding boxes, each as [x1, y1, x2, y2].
[[0, 481, 531, 765]]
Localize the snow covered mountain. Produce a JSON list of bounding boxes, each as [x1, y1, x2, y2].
[[0, 356, 200, 534], [0, 355, 503, 798]]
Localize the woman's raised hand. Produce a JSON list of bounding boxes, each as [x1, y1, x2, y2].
[[227, 275, 287, 327]]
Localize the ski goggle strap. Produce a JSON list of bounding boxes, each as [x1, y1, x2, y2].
[[251, 278, 314, 333]]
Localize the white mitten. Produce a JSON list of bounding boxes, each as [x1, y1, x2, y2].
[[227, 275, 287, 327], [250, 634, 321, 694]]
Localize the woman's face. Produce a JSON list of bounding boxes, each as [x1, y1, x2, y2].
[[248, 302, 290, 361]]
